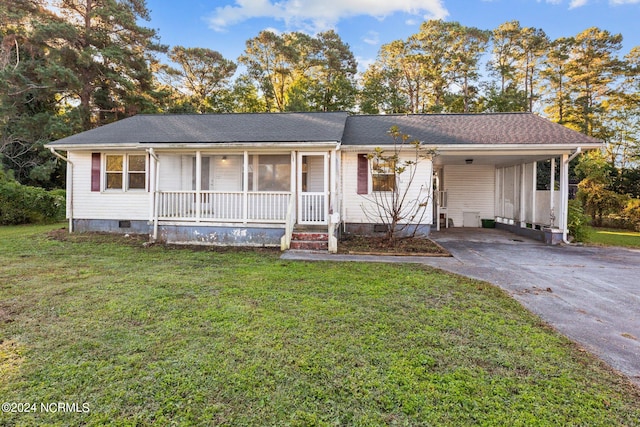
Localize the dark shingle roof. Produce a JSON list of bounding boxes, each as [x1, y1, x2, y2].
[[47, 112, 349, 146], [47, 111, 602, 148], [342, 113, 602, 146]]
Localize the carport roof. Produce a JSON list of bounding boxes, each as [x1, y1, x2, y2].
[[342, 113, 603, 146]]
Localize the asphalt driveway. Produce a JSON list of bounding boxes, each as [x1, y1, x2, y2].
[[282, 228, 640, 386]]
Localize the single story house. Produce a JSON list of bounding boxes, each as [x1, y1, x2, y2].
[[46, 112, 602, 252]]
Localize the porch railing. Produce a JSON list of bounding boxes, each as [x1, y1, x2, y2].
[[157, 191, 291, 223], [299, 192, 326, 224]]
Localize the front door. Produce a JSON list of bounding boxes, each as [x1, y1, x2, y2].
[[298, 153, 328, 225]]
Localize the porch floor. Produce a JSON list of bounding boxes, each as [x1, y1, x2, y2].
[[428, 227, 540, 245]]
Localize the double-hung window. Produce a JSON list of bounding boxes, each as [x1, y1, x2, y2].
[[105, 154, 147, 191], [372, 158, 396, 192]]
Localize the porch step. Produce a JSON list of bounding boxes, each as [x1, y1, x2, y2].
[[289, 231, 329, 251]]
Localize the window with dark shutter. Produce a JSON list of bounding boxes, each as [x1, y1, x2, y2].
[[91, 153, 101, 192], [357, 154, 368, 195]]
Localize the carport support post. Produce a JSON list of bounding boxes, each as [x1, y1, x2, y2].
[[550, 158, 556, 226], [559, 153, 569, 235]]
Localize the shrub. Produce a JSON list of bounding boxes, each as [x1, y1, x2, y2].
[[622, 199, 640, 231], [0, 169, 65, 225], [567, 199, 591, 242]]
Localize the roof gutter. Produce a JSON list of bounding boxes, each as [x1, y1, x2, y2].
[[49, 148, 74, 232], [563, 147, 582, 245]]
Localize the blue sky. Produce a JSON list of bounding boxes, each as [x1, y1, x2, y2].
[[145, 0, 640, 71]]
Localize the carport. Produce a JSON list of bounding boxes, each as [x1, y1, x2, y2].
[[433, 147, 585, 244]]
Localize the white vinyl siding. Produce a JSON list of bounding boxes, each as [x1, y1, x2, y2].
[[70, 151, 150, 220], [305, 155, 325, 192], [211, 155, 243, 191], [341, 151, 433, 224], [442, 164, 495, 227]]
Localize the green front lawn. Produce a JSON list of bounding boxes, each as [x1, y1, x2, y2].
[[1, 225, 639, 426], [587, 226, 640, 249]]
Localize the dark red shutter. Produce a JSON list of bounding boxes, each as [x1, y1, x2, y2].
[[91, 153, 101, 192], [357, 154, 368, 195]]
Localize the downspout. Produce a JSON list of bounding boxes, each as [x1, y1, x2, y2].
[[49, 148, 74, 232], [562, 147, 582, 244], [146, 148, 160, 242]]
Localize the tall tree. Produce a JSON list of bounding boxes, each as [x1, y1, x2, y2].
[[564, 27, 623, 138], [542, 37, 575, 124], [161, 46, 236, 113], [408, 20, 458, 112], [376, 39, 422, 113], [487, 21, 547, 112], [489, 21, 521, 94], [46, 0, 165, 129], [0, 0, 72, 187], [515, 26, 549, 112], [362, 20, 488, 114], [297, 30, 358, 112], [447, 24, 490, 112], [239, 30, 357, 112], [239, 31, 309, 112]]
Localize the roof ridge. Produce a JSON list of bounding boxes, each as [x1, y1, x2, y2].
[[348, 112, 535, 118], [135, 111, 349, 118]]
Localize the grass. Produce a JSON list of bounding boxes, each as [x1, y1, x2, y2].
[[587, 226, 640, 249], [1, 224, 639, 426]]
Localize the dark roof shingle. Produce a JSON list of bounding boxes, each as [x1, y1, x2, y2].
[[47, 111, 601, 148], [342, 113, 602, 146], [48, 112, 349, 146]]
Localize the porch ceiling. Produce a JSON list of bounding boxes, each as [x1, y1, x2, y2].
[[433, 152, 558, 167]]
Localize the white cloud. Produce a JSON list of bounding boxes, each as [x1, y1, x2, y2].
[[363, 31, 380, 45], [356, 56, 375, 73], [569, 0, 589, 8], [208, 0, 449, 32]]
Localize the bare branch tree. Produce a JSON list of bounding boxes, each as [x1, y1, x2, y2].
[[360, 125, 436, 245]]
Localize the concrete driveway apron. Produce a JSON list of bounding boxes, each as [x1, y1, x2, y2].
[[427, 228, 640, 387], [283, 228, 640, 386]]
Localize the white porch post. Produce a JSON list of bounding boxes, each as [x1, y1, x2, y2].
[[146, 148, 160, 241], [532, 161, 537, 225], [519, 164, 526, 227], [559, 153, 569, 233], [329, 149, 336, 214], [291, 150, 296, 209], [550, 157, 556, 226], [148, 151, 155, 221], [243, 151, 249, 224], [195, 151, 201, 223], [324, 151, 330, 221]]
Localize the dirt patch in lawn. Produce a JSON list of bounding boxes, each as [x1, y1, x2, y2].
[[46, 228, 149, 246], [338, 235, 451, 256], [45, 228, 279, 254]]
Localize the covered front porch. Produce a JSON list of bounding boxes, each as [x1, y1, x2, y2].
[[433, 147, 580, 244], [147, 148, 339, 250]]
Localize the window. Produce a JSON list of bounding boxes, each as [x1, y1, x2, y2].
[[128, 155, 146, 190], [105, 155, 123, 190], [248, 155, 290, 191], [372, 158, 396, 192], [104, 154, 147, 191]]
